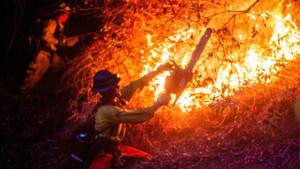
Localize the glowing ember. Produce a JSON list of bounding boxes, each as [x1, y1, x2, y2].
[[141, 9, 300, 112]]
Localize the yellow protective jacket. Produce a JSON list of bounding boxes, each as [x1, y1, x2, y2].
[[94, 68, 166, 143]]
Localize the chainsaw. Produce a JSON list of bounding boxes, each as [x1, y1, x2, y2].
[[165, 28, 212, 105]]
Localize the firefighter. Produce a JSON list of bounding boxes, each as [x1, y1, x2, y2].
[[22, 3, 78, 91], [70, 63, 173, 169]]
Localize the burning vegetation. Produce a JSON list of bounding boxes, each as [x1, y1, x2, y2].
[[59, 0, 300, 168], [66, 0, 300, 112], [2, 0, 300, 168]]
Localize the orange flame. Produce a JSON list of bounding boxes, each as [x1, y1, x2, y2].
[[141, 8, 300, 112]]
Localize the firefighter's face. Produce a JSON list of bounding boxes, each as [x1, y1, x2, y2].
[[101, 85, 120, 99]]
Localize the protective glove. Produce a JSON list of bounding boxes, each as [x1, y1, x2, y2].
[[153, 93, 171, 110], [156, 62, 175, 73], [141, 62, 175, 87]]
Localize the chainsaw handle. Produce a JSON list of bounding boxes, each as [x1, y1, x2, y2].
[[165, 67, 192, 95]]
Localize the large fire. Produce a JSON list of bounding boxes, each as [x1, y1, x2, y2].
[[62, 1, 300, 167], [65, 0, 300, 119], [141, 4, 300, 112]]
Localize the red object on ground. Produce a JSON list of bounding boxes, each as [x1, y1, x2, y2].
[[90, 152, 112, 169], [117, 145, 152, 160], [89, 145, 152, 169]]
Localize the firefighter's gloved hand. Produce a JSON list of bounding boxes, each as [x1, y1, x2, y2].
[[142, 62, 175, 86], [154, 93, 171, 110], [156, 62, 174, 73]]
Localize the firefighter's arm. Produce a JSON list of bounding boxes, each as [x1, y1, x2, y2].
[[97, 93, 171, 124], [42, 19, 58, 51], [111, 106, 156, 123], [121, 63, 173, 101], [95, 105, 155, 125]]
